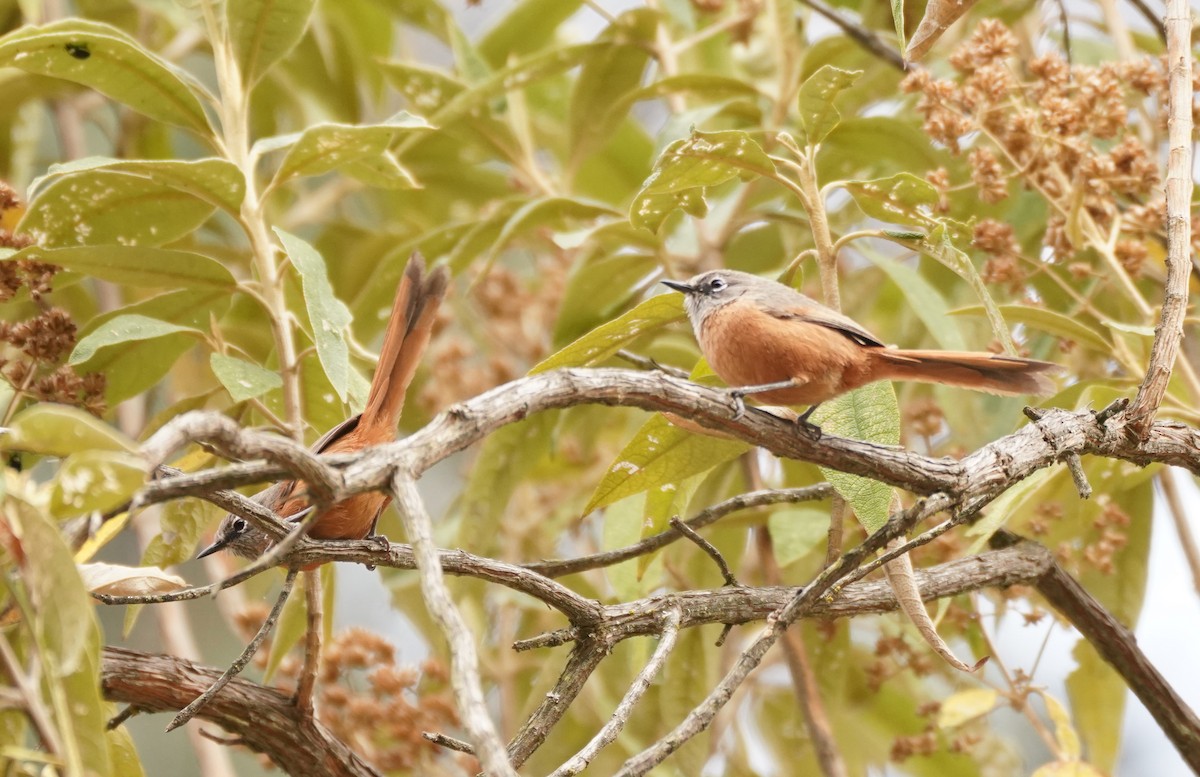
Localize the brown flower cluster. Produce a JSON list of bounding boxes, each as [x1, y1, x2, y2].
[[0, 189, 106, 417], [233, 613, 464, 774], [901, 19, 1168, 272], [419, 254, 568, 412]]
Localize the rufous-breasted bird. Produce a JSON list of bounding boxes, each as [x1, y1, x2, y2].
[[197, 255, 448, 560], [661, 270, 1056, 420]]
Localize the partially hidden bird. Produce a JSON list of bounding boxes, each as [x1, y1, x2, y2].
[[197, 255, 448, 560], [661, 270, 1057, 419]]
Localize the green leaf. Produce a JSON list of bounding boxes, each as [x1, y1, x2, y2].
[[69, 314, 201, 366], [29, 156, 245, 214], [585, 414, 748, 513], [812, 382, 900, 532], [485, 196, 620, 268], [920, 223, 1017, 353], [210, 353, 283, 403], [798, 65, 862, 145], [768, 506, 830, 567], [631, 129, 777, 232], [276, 228, 352, 402], [141, 498, 214, 569], [227, 0, 317, 87], [2, 404, 136, 456], [477, 0, 583, 66], [531, 292, 685, 373], [567, 9, 656, 167], [840, 171, 940, 225], [74, 288, 228, 404], [19, 170, 221, 248], [892, 0, 907, 52], [6, 244, 235, 289], [342, 151, 419, 190], [863, 250, 967, 351], [964, 468, 1057, 554], [48, 450, 145, 519], [0, 19, 212, 135], [263, 112, 432, 189], [949, 304, 1112, 353]]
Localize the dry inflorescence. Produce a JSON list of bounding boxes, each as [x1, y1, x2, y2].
[[901, 19, 1173, 275], [0, 184, 106, 416]]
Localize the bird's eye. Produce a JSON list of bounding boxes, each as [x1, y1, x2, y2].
[[708, 277, 727, 292], [230, 518, 248, 534]]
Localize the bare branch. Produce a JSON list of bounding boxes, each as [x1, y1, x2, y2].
[[167, 569, 297, 732], [550, 607, 683, 777], [102, 647, 380, 777], [1126, 0, 1194, 437], [391, 477, 516, 777]]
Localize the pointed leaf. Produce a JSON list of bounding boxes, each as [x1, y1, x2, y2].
[[264, 113, 431, 189], [936, 688, 999, 728], [841, 171, 941, 225], [7, 244, 235, 289], [29, 157, 245, 214], [276, 228, 352, 402], [585, 413, 748, 513], [950, 304, 1112, 353], [227, 0, 318, 87], [48, 450, 145, 518], [69, 314, 201, 366], [531, 292, 685, 373], [798, 65, 862, 144], [0, 19, 212, 135], [210, 353, 283, 403]]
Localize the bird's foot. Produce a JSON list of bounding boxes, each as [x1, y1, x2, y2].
[[727, 389, 749, 420], [796, 404, 823, 440]]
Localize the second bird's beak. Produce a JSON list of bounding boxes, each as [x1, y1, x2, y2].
[[661, 279, 694, 294]]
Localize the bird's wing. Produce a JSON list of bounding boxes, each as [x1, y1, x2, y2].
[[767, 305, 886, 347]]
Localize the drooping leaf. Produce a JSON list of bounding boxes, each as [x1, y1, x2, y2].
[[6, 244, 235, 289], [531, 292, 685, 373], [210, 353, 283, 403], [812, 381, 901, 532], [141, 498, 214, 570], [2, 404, 136, 456], [227, 0, 318, 87], [950, 304, 1112, 353], [69, 314, 201, 366], [77, 562, 186, 596], [798, 65, 862, 145], [275, 228, 352, 402], [631, 129, 777, 232], [936, 688, 999, 728], [920, 223, 1017, 354], [585, 413, 748, 513], [0, 19, 213, 135], [262, 112, 431, 190], [865, 250, 968, 351], [264, 575, 308, 683], [484, 196, 620, 268]]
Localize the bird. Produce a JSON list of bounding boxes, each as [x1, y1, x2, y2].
[[197, 255, 448, 560], [661, 269, 1057, 422]]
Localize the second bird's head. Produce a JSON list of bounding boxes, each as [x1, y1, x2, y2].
[[196, 511, 274, 560], [662, 270, 760, 324]]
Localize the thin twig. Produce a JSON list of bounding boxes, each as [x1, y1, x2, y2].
[[423, 731, 475, 754], [0, 629, 63, 756], [669, 518, 739, 586], [1126, 0, 1193, 437], [615, 349, 690, 379], [1158, 469, 1200, 594], [1125, 0, 1169, 41], [795, 0, 906, 71], [526, 486, 833, 577], [166, 569, 298, 732], [391, 476, 516, 777], [106, 704, 143, 730], [549, 608, 683, 777], [294, 570, 322, 714]]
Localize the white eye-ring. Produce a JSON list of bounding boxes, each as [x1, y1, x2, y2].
[[708, 277, 727, 291], [230, 517, 248, 534]]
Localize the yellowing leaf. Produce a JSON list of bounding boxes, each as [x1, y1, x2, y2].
[[6, 244, 236, 289], [48, 450, 145, 519], [936, 688, 998, 728], [70, 314, 201, 366], [227, 0, 317, 87], [276, 228, 352, 402], [531, 292, 685, 373], [3, 404, 136, 456], [1041, 692, 1082, 760], [1030, 761, 1106, 777]]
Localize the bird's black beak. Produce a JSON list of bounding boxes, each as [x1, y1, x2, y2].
[[661, 279, 694, 294], [195, 536, 227, 559]]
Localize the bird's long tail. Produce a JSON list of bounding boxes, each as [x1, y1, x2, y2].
[[358, 255, 449, 435], [871, 349, 1058, 397]]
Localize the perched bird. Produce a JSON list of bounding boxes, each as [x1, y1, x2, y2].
[[662, 270, 1056, 420], [197, 255, 448, 560]]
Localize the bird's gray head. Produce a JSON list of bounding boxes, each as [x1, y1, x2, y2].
[[661, 270, 762, 326], [196, 511, 273, 561]]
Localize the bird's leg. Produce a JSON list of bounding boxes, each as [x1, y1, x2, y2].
[[727, 379, 802, 420], [795, 403, 823, 440]]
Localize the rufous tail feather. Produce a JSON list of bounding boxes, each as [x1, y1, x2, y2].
[[872, 349, 1058, 397]]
